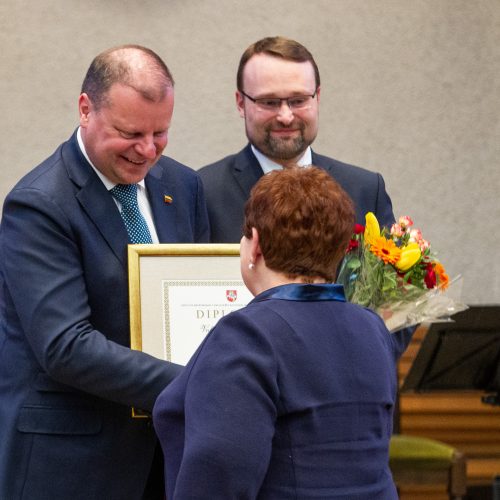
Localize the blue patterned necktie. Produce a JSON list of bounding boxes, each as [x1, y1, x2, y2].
[[110, 184, 153, 244]]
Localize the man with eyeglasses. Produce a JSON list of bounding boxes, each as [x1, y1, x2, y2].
[[198, 36, 395, 242]]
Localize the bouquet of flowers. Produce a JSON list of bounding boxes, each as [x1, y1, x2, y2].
[[337, 212, 467, 332]]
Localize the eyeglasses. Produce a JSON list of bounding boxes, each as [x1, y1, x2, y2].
[[240, 89, 318, 112]]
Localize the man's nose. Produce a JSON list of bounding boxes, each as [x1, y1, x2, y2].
[[275, 101, 294, 124], [135, 136, 157, 159]]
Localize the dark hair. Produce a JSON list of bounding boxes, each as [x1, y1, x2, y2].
[[243, 166, 354, 282], [237, 36, 320, 92], [81, 44, 174, 110]]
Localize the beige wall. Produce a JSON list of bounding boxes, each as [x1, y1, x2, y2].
[[1, 0, 499, 304]]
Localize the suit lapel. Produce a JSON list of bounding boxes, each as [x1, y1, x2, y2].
[[231, 145, 264, 199], [311, 150, 334, 175], [63, 133, 129, 266], [77, 177, 129, 264], [146, 174, 177, 242]]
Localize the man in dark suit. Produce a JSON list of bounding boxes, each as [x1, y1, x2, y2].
[[198, 36, 395, 243], [0, 45, 209, 499]]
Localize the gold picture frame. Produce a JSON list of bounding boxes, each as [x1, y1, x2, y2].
[[128, 243, 252, 363]]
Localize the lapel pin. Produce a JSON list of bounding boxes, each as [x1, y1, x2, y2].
[[163, 195, 173, 204]]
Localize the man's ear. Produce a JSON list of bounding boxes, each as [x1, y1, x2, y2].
[[236, 90, 245, 118], [78, 93, 92, 128]]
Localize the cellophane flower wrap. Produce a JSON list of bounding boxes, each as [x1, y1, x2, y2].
[[337, 213, 467, 332]]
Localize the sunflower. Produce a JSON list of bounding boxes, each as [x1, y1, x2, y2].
[[369, 236, 402, 265]]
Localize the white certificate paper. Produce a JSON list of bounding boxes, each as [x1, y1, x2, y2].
[[162, 280, 253, 365]]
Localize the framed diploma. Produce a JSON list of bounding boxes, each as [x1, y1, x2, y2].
[[128, 244, 253, 365]]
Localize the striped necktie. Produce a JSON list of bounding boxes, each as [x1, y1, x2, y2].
[[110, 184, 153, 244]]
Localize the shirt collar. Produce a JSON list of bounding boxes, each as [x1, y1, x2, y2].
[[251, 144, 312, 174]]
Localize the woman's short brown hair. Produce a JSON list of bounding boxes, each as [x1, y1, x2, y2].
[[243, 166, 355, 282]]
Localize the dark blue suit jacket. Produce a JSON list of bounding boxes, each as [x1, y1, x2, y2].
[[153, 284, 408, 499], [0, 132, 209, 499], [198, 145, 395, 243]]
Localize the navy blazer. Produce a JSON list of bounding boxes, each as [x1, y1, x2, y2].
[[198, 144, 395, 243], [154, 284, 408, 499], [0, 132, 209, 499]]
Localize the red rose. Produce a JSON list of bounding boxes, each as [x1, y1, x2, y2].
[[346, 239, 359, 252], [424, 263, 436, 289]]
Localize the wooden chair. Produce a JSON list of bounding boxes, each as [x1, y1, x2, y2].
[[389, 434, 467, 500]]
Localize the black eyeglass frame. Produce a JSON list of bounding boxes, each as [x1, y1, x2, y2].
[[239, 89, 318, 110]]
